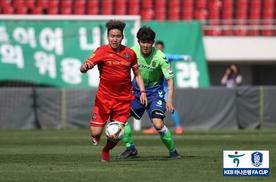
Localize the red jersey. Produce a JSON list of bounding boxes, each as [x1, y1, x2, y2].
[[85, 45, 138, 101]]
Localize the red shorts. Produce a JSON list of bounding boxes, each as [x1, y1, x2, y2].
[[89, 93, 131, 127]]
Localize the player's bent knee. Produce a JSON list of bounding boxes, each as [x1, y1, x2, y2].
[[152, 118, 165, 130], [153, 123, 165, 130]]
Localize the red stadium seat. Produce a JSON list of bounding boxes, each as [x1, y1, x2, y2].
[[48, 0, 59, 9], [2, 6, 14, 14], [48, 7, 59, 15], [15, 7, 28, 14], [74, 0, 86, 7], [222, 0, 234, 35], [87, 0, 99, 15], [195, 0, 207, 9], [36, 0, 49, 8], [262, 0, 274, 36], [142, 0, 153, 9], [87, 8, 99, 15], [24, 0, 35, 8], [115, 0, 127, 15], [194, 8, 207, 21], [195, 0, 208, 31], [234, 0, 248, 36], [248, 0, 261, 36], [274, 0, 276, 35], [141, 9, 154, 21], [206, 0, 222, 36], [31, 7, 43, 14], [12, 0, 24, 7], [45, 3, 58, 15], [87, 0, 99, 7], [60, 7, 72, 15], [141, 0, 153, 20], [208, 0, 222, 23], [0, 0, 9, 6], [73, 7, 86, 15], [60, 0, 72, 8], [222, 0, 234, 19], [168, 11, 180, 21], [181, 0, 194, 20], [128, 0, 140, 15], [155, 0, 167, 21], [101, 0, 113, 15], [73, 0, 86, 14], [168, 0, 181, 21], [0, 0, 271, 36], [263, 0, 274, 18]]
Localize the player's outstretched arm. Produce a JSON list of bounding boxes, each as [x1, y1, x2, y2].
[[80, 61, 94, 73], [132, 65, 148, 106], [166, 78, 175, 112]]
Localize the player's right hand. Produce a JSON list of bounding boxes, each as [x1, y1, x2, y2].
[[80, 62, 91, 73], [140, 92, 148, 107]]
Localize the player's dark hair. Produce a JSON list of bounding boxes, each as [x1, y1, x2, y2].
[[155, 40, 164, 47], [136, 26, 156, 41], [105, 20, 126, 34]]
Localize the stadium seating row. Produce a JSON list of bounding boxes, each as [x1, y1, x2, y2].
[[0, 0, 275, 36]]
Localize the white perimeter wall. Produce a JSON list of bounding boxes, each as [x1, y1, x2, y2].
[[204, 37, 276, 62]]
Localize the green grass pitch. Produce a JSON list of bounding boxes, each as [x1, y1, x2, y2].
[[0, 129, 275, 182]]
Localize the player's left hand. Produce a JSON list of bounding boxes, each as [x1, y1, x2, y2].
[[140, 93, 148, 107], [166, 100, 174, 113]]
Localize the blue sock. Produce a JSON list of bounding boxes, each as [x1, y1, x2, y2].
[[171, 111, 181, 128]]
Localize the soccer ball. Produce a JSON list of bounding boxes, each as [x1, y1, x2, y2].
[[105, 121, 124, 142]]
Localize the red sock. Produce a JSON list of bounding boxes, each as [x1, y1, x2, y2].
[[101, 140, 118, 161], [101, 150, 110, 161], [103, 139, 118, 152]]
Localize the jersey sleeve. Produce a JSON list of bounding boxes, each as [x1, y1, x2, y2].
[[130, 49, 138, 67], [160, 52, 174, 80], [85, 47, 104, 65]]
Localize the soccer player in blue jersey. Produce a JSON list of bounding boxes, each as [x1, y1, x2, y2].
[[142, 40, 185, 135], [119, 26, 180, 159]]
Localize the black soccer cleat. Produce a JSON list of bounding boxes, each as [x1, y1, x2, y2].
[[119, 147, 138, 159], [169, 150, 181, 159]]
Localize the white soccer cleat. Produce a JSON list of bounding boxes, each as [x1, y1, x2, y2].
[[90, 137, 99, 145]]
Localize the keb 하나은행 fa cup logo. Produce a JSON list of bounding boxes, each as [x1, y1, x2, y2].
[[223, 150, 269, 176]]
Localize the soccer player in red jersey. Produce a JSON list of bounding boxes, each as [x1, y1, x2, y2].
[[80, 20, 147, 162]]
